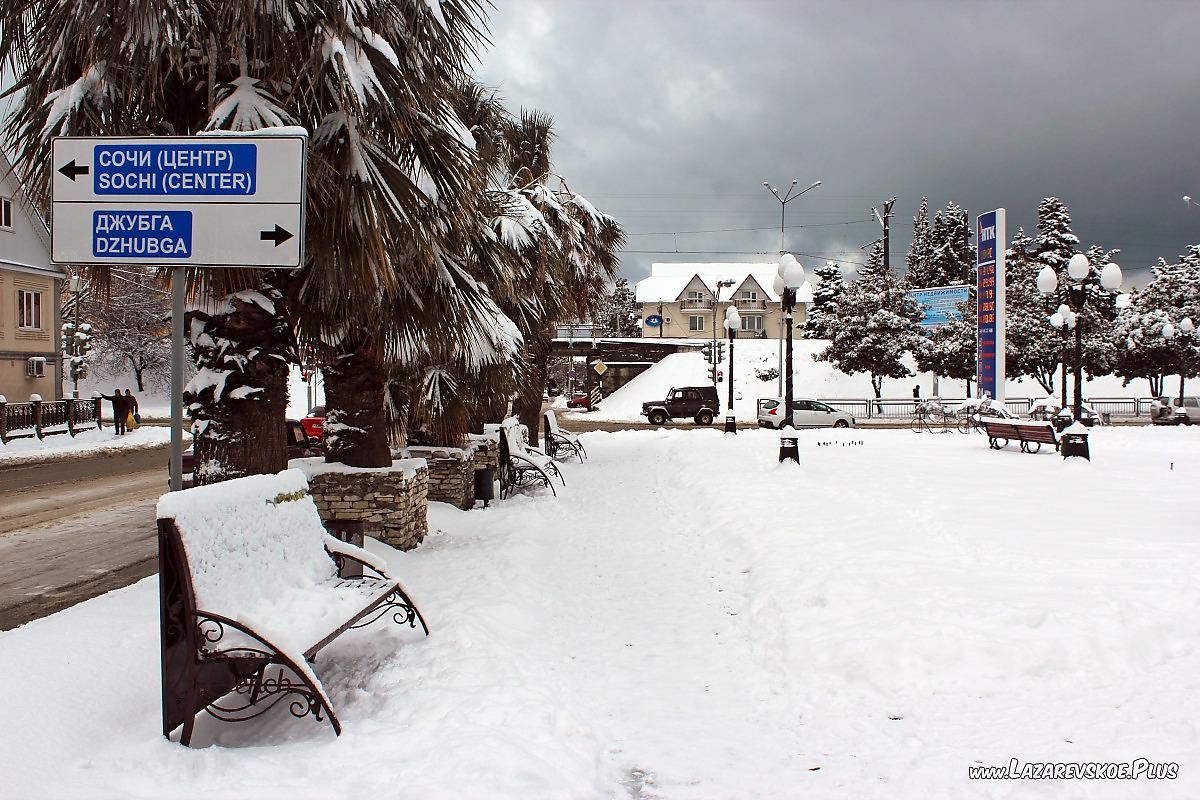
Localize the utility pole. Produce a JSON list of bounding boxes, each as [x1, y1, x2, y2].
[[763, 178, 822, 397], [872, 197, 897, 272]]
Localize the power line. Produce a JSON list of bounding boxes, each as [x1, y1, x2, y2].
[[625, 219, 874, 236]]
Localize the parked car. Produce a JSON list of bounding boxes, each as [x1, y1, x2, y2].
[[566, 392, 592, 410], [300, 405, 325, 440], [1150, 396, 1199, 425], [177, 420, 321, 487], [757, 398, 855, 429], [641, 386, 720, 426]]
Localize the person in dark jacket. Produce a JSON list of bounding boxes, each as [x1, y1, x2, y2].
[[912, 384, 921, 399], [101, 390, 129, 435], [124, 389, 140, 423]]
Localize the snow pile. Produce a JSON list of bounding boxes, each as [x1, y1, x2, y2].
[[2, 427, 1198, 797], [156, 469, 393, 657], [0, 425, 173, 466]]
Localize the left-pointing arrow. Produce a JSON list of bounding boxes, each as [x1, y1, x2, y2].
[[58, 160, 90, 181], [259, 225, 294, 247]]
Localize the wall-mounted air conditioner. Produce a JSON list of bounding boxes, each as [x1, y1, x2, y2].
[[26, 357, 46, 378]]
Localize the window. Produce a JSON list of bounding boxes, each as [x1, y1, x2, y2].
[[743, 315, 764, 332], [688, 315, 705, 331], [0, 197, 12, 230], [18, 289, 42, 330], [741, 290, 758, 300], [687, 290, 707, 300]]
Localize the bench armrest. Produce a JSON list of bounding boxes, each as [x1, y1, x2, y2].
[[323, 534, 390, 579]]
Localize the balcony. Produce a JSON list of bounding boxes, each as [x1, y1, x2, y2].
[[680, 298, 714, 310], [734, 298, 767, 310]]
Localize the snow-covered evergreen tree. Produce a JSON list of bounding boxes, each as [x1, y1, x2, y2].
[[920, 202, 974, 287], [1004, 226, 1063, 394], [803, 261, 846, 338], [598, 278, 640, 336], [1033, 197, 1081, 273], [1115, 247, 1200, 397], [815, 244, 925, 398], [903, 197, 932, 288]]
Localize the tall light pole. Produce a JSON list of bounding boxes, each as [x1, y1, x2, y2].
[[773, 253, 806, 463], [764, 179, 821, 395], [724, 305, 741, 434], [1160, 315, 1197, 402], [1038, 253, 1122, 458]]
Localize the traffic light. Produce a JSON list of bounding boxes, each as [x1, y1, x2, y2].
[[62, 322, 93, 382], [700, 342, 714, 363]]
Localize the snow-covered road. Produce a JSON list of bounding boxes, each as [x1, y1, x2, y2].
[[0, 426, 1196, 799]]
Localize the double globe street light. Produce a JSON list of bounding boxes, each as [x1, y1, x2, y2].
[[723, 305, 741, 434], [1037, 253, 1122, 458], [772, 253, 807, 463]]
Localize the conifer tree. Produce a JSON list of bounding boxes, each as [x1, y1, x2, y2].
[[903, 197, 931, 288], [803, 261, 846, 338], [815, 244, 925, 399]]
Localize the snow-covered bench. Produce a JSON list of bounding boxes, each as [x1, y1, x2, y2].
[[543, 409, 586, 462], [497, 417, 563, 499], [156, 469, 428, 746], [981, 419, 1060, 454]]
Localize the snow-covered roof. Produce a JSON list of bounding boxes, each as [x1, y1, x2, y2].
[[635, 263, 782, 303]]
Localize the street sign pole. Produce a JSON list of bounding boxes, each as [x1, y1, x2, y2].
[[50, 134, 306, 491], [170, 268, 185, 491]]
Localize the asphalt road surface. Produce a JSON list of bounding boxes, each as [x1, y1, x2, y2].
[[0, 446, 167, 631]]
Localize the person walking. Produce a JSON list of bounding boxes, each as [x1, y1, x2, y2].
[[101, 390, 129, 435], [124, 389, 140, 428], [912, 384, 921, 400]]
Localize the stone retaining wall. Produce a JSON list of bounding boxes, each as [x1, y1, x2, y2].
[[405, 446, 473, 510], [293, 458, 429, 551]]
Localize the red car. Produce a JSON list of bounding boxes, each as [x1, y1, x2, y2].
[[566, 393, 591, 410], [300, 405, 325, 439]]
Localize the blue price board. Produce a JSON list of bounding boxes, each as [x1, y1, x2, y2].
[[975, 210, 1006, 401], [93, 143, 257, 196]]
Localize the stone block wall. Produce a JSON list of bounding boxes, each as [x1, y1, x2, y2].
[[299, 459, 429, 551], [405, 446, 473, 510]]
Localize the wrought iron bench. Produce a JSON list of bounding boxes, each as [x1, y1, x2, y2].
[[156, 469, 428, 747], [981, 419, 1060, 454], [543, 409, 586, 462], [497, 418, 563, 499]]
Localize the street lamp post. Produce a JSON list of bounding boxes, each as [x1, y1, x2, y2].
[[763, 179, 821, 396], [773, 253, 806, 463], [724, 306, 741, 434], [69, 274, 82, 399], [1038, 253, 1122, 458]]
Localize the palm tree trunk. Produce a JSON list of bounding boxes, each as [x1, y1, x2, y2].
[[185, 283, 293, 484], [323, 336, 393, 468], [512, 332, 552, 449]]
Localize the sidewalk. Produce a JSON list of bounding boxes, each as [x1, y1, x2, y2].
[[0, 426, 175, 470]]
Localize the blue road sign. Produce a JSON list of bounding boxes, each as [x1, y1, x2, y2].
[[51, 135, 305, 268], [92, 209, 193, 258]]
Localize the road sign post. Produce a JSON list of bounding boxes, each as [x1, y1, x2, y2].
[[51, 134, 307, 491]]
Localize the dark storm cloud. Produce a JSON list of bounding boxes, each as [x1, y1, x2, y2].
[[476, 0, 1200, 284]]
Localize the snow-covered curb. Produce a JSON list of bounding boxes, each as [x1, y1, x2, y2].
[[0, 426, 179, 468]]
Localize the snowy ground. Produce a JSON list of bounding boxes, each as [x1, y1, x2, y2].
[[572, 339, 1161, 423], [0, 426, 1197, 798], [0, 425, 174, 466]]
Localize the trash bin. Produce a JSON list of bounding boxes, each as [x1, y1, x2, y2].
[[1100, 412, 1112, 426], [1060, 425, 1091, 460], [474, 468, 496, 507]]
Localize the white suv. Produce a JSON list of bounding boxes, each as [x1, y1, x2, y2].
[[1150, 397, 1199, 425]]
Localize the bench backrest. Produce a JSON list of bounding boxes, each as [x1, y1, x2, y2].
[[544, 409, 561, 437], [156, 469, 338, 618]]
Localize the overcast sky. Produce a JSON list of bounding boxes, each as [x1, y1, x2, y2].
[[476, 0, 1200, 286]]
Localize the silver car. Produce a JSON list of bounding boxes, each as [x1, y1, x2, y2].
[[757, 398, 855, 429], [1150, 397, 1200, 425]]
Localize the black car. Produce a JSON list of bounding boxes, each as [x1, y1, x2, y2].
[[640, 386, 721, 426]]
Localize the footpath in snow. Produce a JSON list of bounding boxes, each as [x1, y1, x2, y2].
[[0, 426, 1196, 798], [0, 426, 173, 467]]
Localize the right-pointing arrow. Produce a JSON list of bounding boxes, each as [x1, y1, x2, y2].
[[259, 225, 294, 247]]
